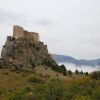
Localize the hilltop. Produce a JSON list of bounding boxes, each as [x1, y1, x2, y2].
[[0, 26, 67, 74], [1, 25, 56, 68]]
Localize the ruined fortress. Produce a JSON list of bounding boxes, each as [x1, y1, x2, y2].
[[13, 25, 39, 42], [1, 25, 56, 68]]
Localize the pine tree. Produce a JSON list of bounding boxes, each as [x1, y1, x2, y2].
[[68, 70, 72, 76]]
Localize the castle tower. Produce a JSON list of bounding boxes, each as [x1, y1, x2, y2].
[[30, 32, 40, 42], [13, 25, 24, 38], [13, 25, 39, 42]]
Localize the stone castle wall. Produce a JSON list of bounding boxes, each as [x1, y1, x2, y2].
[[13, 25, 24, 38], [13, 25, 39, 42]]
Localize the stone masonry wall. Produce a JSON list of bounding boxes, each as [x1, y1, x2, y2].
[[13, 25, 24, 38], [13, 25, 39, 42]]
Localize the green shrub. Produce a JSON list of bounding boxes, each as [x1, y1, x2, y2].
[[34, 78, 65, 100], [46, 78, 64, 100], [68, 70, 73, 76], [75, 95, 92, 100], [63, 71, 67, 76], [93, 87, 100, 100], [28, 75, 44, 83], [34, 84, 47, 100], [85, 72, 89, 76], [91, 71, 100, 80], [60, 65, 66, 72], [4, 89, 28, 100], [80, 71, 83, 74], [75, 69, 79, 74]]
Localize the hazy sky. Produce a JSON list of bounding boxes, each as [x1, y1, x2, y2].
[[0, 0, 100, 59]]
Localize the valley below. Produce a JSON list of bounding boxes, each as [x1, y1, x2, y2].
[[59, 62, 100, 73]]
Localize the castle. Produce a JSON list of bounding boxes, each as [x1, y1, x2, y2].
[[13, 25, 39, 43], [1, 25, 56, 68]]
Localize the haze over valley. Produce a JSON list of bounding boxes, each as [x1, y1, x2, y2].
[[53, 54, 100, 72]]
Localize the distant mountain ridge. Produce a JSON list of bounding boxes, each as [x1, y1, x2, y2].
[[53, 54, 100, 66]]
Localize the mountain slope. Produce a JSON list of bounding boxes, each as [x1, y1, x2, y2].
[[53, 54, 100, 66]]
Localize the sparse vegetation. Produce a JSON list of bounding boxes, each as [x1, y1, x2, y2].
[[90, 71, 100, 80], [80, 70, 83, 74], [2, 73, 100, 100], [75, 69, 79, 74], [68, 70, 73, 76], [85, 72, 89, 76], [28, 75, 44, 83], [0, 67, 100, 100]]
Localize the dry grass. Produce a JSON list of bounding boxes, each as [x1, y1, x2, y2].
[[0, 69, 34, 93], [0, 66, 89, 97]]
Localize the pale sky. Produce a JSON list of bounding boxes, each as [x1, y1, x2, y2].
[[0, 0, 100, 59]]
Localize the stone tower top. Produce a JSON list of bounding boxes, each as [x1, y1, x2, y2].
[[13, 25, 39, 42], [13, 25, 24, 38]]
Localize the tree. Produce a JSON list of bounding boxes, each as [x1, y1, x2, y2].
[[60, 65, 67, 76], [80, 71, 83, 74], [68, 70, 72, 76], [85, 72, 89, 76], [60, 65, 66, 72], [75, 69, 79, 74], [63, 71, 67, 76]]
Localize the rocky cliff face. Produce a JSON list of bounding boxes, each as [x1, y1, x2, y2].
[[1, 26, 57, 68]]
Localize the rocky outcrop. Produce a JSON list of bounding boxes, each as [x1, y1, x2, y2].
[[1, 26, 57, 68]]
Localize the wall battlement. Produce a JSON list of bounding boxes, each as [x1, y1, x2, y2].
[[13, 25, 39, 42]]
